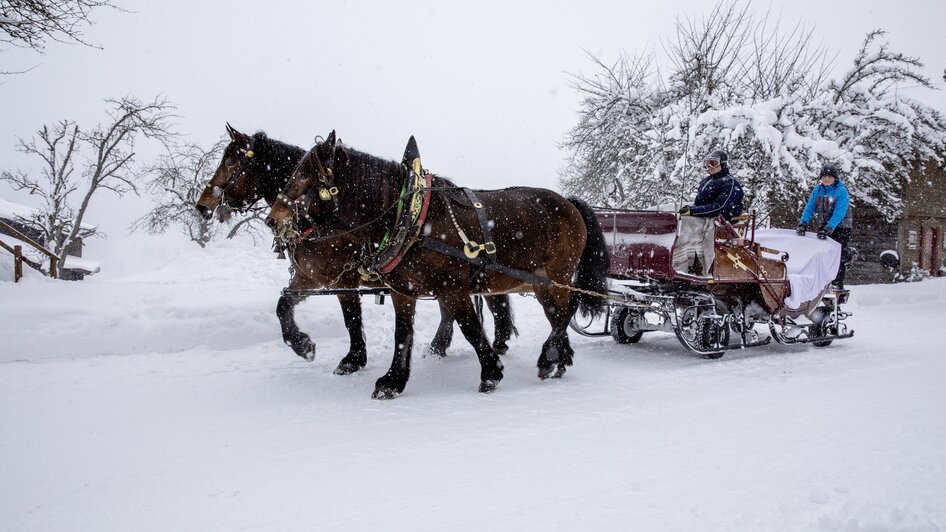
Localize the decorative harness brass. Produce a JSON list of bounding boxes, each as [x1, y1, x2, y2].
[[372, 157, 433, 274]]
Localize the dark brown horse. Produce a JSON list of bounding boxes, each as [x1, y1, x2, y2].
[[266, 131, 609, 398], [195, 125, 516, 374]]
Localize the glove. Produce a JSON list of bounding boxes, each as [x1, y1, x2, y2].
[[678, 206, 691, 216], [817, 226, 831, 240], [796, 224, 806, 236]]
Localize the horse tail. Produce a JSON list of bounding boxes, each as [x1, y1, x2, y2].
[[567, 198, 610, 318]]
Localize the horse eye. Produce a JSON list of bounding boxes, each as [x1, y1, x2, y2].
[[212, 186, 224, 198]]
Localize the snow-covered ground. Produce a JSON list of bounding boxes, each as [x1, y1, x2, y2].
[[1, 235, 944, 531]]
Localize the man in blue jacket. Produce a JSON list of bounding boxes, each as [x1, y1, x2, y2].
[[797, 163, 853, 288], [673, 150, 745, 276]]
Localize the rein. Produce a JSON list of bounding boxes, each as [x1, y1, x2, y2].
[[287, 185, 465, 245]]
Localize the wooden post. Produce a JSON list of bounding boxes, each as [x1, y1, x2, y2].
[[14, 245, 23, 282], [49, 256, 58, 279]]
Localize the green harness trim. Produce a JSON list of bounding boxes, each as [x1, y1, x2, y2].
[[376, 179, 409, 252]]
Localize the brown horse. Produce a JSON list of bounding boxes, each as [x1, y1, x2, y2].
[[266, 131, 609, 398], [195, 125, 516, 374]]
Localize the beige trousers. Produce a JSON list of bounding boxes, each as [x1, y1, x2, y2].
[[672, 216, 716, 276]]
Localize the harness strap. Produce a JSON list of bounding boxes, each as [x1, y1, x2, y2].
[[419, 237, 552, 287], [461, 189, 497, 259]]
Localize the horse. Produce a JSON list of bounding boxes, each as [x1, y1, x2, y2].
[[266, 131, 609, 398], [195, 124, 517, 375]]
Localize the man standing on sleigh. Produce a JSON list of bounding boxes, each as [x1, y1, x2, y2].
[[673, 150, 745, 277]]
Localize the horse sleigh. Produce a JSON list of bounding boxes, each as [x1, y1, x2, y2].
[[282, 202, 856, 361], [199, 125, 852, 397]]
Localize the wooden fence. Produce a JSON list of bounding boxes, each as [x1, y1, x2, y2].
[[0, 219, 59, 282]]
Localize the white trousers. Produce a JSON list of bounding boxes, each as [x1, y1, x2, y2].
[[672, 216, 716, 276]]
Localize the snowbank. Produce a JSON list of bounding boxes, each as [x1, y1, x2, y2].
[[1, 239, 944, 531]]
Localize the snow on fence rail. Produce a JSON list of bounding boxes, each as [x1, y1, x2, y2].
[[0, 219, 59, 281]]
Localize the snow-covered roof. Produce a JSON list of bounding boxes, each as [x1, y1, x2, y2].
[[0, 196, 97, 231], [0, 197, 36, 220], [60, 255, 101, 274]]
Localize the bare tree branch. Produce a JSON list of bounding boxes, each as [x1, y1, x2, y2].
[[0, 0, 119, 52]]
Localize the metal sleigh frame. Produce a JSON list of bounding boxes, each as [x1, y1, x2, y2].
[[568, 209, 854, 358]]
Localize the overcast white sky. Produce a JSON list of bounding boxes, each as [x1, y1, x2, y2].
[[2, 0, 945, 239]]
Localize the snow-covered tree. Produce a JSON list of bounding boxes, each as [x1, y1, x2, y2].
[[1, 95, 176, 259], [561, 1, 946, 226]]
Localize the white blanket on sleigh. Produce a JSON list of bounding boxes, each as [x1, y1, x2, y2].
[[753, 228, 841, 310]]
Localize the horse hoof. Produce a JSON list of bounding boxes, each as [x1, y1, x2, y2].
[[426, 345, 448, 358], [288, 337, 316, 362], [294, 342, 315, 362], [551, 364, 567, 378], [333, 361, 362, 376], [537, 366, 555, 380], [479, 380, 499, 393], [372, 387, 400, 400]]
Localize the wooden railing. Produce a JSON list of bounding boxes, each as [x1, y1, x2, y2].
[[0, 219, 59, 282]]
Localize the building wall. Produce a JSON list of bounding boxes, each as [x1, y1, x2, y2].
[[900, 159, 946, 276], [848, 159, 946, 283], [848, 209, 900, 284]]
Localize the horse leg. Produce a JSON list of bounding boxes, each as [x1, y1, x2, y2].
[[484, 294, 516, 355], [439, 293, 504, 393], [276, 294, 315, 361], [533, 286, 575, 380], [333, 294, 368, 375], [372, 293, 417, 400], [427, 302, 455, 358]]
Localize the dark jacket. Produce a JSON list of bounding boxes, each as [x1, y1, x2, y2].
[[690, 170, 744, 218], [800, 178, 852, 230]]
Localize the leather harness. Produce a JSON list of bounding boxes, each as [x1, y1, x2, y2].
[[288, 154, 556, 290]]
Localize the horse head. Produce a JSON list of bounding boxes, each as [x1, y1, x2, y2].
[[267, 130, 348, 239], [196, 123, 266, 222]]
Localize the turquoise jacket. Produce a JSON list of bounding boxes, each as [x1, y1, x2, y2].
[[800, 179, 852, 231]]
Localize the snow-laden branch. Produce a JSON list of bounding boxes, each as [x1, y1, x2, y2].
[[561, 1, 946, 224]]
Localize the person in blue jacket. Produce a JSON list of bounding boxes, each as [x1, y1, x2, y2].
[[673, 149, 744, 276], [797, 163, 853, 288]]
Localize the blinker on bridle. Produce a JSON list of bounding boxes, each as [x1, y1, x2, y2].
[[204, 144, 256, 196], [274, 149, 340, 225]]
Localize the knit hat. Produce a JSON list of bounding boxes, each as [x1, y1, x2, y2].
[[820, 163, 839, 180]]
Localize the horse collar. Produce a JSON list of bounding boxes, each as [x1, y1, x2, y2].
[[371, 158, 433, 275]]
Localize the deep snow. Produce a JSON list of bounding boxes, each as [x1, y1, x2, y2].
[[1, 235, 944, 531]]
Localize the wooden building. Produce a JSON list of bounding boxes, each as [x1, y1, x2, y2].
[[848, 159, 946, 283]]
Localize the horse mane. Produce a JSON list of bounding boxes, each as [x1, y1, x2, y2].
[[251, 132, 306, 173], [248, 131, 307, 198], [333, 145, 412, 233]]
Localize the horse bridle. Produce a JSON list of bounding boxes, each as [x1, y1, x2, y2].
[[204, 144, 257, 214], [274, 148, 340, 226]]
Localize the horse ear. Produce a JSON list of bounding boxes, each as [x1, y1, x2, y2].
[[317, 130, 337, 162], [401, 135, 420, 166], [226, 123, 250, 142]]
